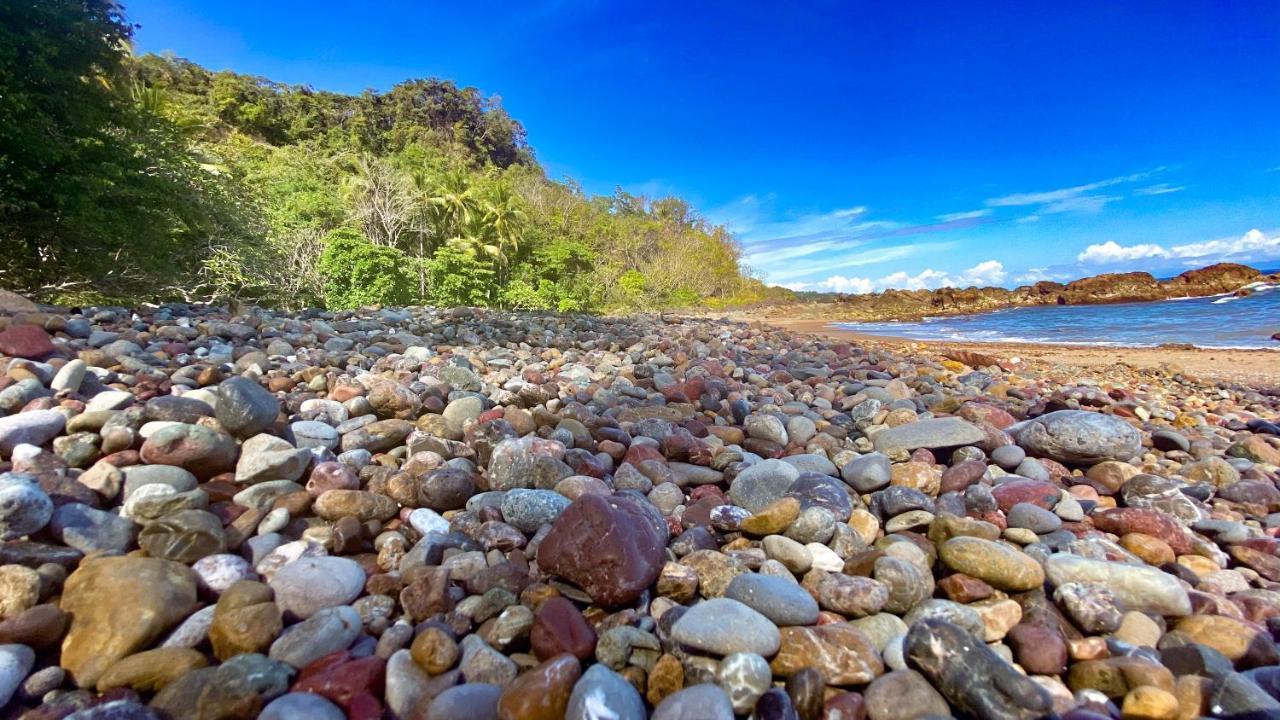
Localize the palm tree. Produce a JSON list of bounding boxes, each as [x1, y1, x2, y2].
[[481, 182, 528, 274]]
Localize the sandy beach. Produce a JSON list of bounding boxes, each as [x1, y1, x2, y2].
[[768, 317, 1280, 388]]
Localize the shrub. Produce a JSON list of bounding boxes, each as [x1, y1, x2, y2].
[[317, 228, 416, 309]]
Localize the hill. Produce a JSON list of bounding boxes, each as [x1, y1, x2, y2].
[[0, 0, 789, 311]]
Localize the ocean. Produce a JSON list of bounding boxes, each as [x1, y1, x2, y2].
[[836, 281, 1280, 349]]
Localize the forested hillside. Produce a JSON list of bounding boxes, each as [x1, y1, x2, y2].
[[0, 0, 790, 311]]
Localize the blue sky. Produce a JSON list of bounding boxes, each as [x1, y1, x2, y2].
[[126, 0, 1280, 292]]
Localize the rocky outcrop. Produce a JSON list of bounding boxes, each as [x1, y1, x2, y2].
[[765, 262, 1273, 322]]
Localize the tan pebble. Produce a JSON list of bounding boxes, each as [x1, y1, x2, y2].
[[1175, 555, 1218, 577], [848, 510, 880, 545], [1069, 636, 1110, 661], [1121, 685, 1179, 720], [1114, 612, 1162, 648], [1121, 533, 1175, 566], [741, 497, 800, 536], [1173, 675, 1212, 720]]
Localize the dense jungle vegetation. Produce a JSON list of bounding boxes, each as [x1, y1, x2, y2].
[[0, 0, 792, 311]]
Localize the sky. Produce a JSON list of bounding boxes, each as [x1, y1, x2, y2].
[[125, 0, 1280, 292]]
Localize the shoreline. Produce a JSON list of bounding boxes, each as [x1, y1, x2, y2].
[[768, 317, 1280, 388]]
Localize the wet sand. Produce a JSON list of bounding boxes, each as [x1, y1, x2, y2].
[[768, 318, 1280, 388]]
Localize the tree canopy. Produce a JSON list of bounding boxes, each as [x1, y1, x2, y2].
[[0, 1, 792, 311]]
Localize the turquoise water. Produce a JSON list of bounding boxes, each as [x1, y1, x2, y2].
[[837, 282, 1280, 349]]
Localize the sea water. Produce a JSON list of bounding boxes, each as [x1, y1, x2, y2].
[[836, 282, 1280, 349]]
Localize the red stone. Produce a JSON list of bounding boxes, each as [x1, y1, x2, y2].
[[958, 402, 1016, 429], [293, 651, 386, 717], [1092, 507, 1194, 554], [940, 460, 986, 494], [938, 573, 994, 603], [991, 479, 1062, 512], [822, 691, 867, 720], [1006, 621, 1067, 675], [0, 325, 55, 359], [538, 494, 667, 606], [530, 597, 597, 661], [623, 444, 665, 467]]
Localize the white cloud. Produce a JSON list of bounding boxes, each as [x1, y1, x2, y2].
[[1015, 267, 1068, 283], [831, 206, 869, 218], [765, 242, 948, 282], [1134, 183, 1185, 196], [936, 209, 992, 222], [742, 239, 845, 267], [1040, 194, 1122, 214], [1076, 240, 1170, 264], [800, 260, 1007, 294], [1016, 214, 1041, 224], [1077, 228, 1280, 264], [963, 259, 1008, 285], [814, 275, 875, 294], [986, 168, 1163, 216], [706, 196, 876, 243]]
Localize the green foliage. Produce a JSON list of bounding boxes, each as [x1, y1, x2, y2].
[[0, 1, 771, 314], [317, 228, 416, 309], [425, 239, 495, 307]]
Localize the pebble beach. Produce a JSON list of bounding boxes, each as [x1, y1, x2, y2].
[[0, 301, 1279, 720]]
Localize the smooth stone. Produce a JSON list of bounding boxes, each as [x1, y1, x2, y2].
[[0, 410, 65, 456], [60, 555, 198, 687], [161, 605, 217, 649], [671, 598, 780, 656], [567, 663, 646, 720], [842, 453, 892, 493], [268, 605, 361, 669], [729, 459, 801, 513], [0, 473, 53, 540], [771, 623, 883, 686], [864, 669, 949, 720], [429, 683, 502, 720], [724, 573, 820, 626], [269, 556, 364, 619], [192, 554, 255, 595], [0, 643, 34, 706], [216, 376, 280, 438], [260, 692, 346, 720], [652, 684, 735, 720], [538, 493, 667, 606], [137, 508, 226, 563], [289, 420, 339, 451], [49, 503, 136, 554], [385, 649, 430, 719], [718, 652, 772, 714], [1045, 554, 1191, 616], [905, 619, 1053, 720], [1011, 410, 1141, 464], [872, 417, 984, 453], [939, 536, 1045, 591], [121, 464, 198, 499], [234, 433, 310, 485]]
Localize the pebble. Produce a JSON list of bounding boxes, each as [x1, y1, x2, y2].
[[268, 555, 364, 618], [0, 643, 34, 706], [724, 573, 819, 626], [718, 652, 772, 714], [0, 300, 1274, 719], [653, 684, 735, 720], [671, 598, 780, 656], [0, 474, 53, 540]]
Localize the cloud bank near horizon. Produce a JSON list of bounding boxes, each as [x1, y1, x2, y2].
[[777, 228, 1277, 295]]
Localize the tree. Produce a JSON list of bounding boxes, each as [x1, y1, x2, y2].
[[317, 228, 416, 309], [345, 156, 415, 248]]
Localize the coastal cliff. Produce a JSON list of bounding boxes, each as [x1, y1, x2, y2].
[[760, 262, 1277, 321]]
